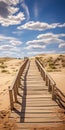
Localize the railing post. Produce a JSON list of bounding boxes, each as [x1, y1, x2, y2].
[[46, 75, 48, 86], [48, 79, 51, 92], [18, 74, 21, 87], [16, 79, 18, 94], [8, 87, 14, 110], [13, 85, 17, 102], [43, 72, 45, 81], [52, 84, 55, 100]]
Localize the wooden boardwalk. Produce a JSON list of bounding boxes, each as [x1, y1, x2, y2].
[[10, 59, 65, 129]]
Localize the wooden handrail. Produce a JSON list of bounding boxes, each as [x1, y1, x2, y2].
[[35, 58, 56, 85], [8, 58, 29, 110], [35, 58, 65, 109]]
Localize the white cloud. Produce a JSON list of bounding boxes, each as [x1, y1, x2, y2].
[[10, 40, 22, 46], [25, 32, 65, 51], [0, 0, 30, 26], [26, 32, 65, 45], [0, 34, 23, 46], [0, 0, 22, 6], [59, 43, 65, 48], [0, 34, 23, 57], [37, 33, 65, 39], [18, 21, 65, 31], [26, 39, 45, 45], [8, 6, 19, 15], [0, 44, 16, 50], [24, 44, 46, 50], [0, 0, 27, 26], [0, 12, 25, 26], [57, 23, 65, 28]]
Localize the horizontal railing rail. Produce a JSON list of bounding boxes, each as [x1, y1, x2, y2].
[[35, 58, 65, 109], [8, 58, 29, 110]]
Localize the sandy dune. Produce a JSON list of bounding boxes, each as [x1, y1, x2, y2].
[[0, 58, 23, 111], [36, 54, 65, 94], [49, 71, 65, 94], [0, 58, 23, 130]]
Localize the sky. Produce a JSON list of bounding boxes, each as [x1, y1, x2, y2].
[[0, 0, 65, 58]]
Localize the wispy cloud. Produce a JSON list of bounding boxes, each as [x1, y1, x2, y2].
[[18, 21, 65, 30], [34, 2, 38, 19], [21, 2, 30, 21]]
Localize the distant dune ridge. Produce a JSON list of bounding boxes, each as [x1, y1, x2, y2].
[[0, 55, 65, 130]]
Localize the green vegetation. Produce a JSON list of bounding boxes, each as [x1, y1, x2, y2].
[[0, 65, 7, 69], [1, 70, 8, 73], [0, 62, 7, 69], [1, 69, 10, 74], [36, 54, 65, 72], [48, 62, 56, 69]]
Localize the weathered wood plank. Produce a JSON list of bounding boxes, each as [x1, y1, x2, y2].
[[16, 123, 65, 129], [16, 117, 62, 123]]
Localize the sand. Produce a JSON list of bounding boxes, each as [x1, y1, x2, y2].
[[49, 71, 65, 94], [0, 58, 23, 111], [0, 58, 23, 130]]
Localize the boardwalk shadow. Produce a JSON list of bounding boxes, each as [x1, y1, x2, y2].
[[12, 61, 30, 123], [20, 61, 30, 123]]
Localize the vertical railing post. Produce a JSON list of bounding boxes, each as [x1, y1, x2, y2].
[[16, 79, 18, 94], [46, 75, 48, 86], [48, 79, 51, 92], [52, 84, 55, 100], [13, 85, 17, 102], [8, 87, 14, 110], [43, 71, 45, 81]]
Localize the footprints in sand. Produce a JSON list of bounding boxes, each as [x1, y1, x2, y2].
[[0, 110, 16, 130]]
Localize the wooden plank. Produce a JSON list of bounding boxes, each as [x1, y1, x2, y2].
[[22, 109, 58, 113], [16, 117, 62, 123], [25, 106, 59, 110], [26, 98, 51, 101], [16, 123, 65, 128], [26, 100, 57, 104], [10, 113, 60, 118], [25, 104, 58, 107], [24, 118, 62, 123], [26, 91, 50, 94], [24, 95, 52, 98], [23, 113, 60, 118]]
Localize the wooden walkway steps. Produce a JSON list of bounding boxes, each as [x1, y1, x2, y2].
[[9, 59, 65, 129]]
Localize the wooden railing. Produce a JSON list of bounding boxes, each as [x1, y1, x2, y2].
[[8, 58, 29, 110], [35, 58, 65, 109]]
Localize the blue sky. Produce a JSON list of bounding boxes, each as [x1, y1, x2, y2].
[[0, 0, 65, 58]]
